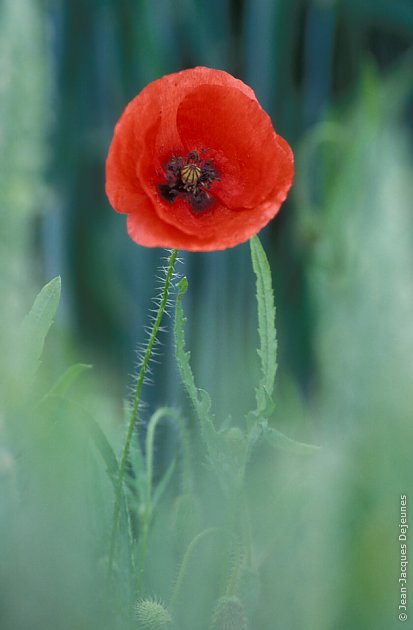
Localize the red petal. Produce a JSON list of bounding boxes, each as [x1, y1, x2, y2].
[[127, 190, 291, 251], [176, 84, 289, 209]]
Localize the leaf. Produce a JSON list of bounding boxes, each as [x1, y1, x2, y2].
[[174, 277, 198, 408], [23, 276, 61, 377], [174, 277, 216, 447], [264, 425, 320, 455], [250, 236, 277, 413], [85, 411, 120, 481], [46, 363, 93, 398]]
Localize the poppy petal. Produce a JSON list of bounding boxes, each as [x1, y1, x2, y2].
[[176, 84, 289, 209]]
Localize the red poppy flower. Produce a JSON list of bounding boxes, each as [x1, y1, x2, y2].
[[106, 67, 294, 252]]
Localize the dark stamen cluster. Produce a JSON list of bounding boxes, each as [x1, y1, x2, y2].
[[158, 150, 219, 212]]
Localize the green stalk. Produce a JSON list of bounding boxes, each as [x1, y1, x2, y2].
[[135, 407, 175, 591], [169, 527, 220, 610], [107, 249, 178, 578]]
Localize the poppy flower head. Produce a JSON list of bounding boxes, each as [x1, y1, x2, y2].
[[106, 67, 294, 251]]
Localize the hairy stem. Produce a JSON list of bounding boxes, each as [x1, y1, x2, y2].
[[107, 249, 178, 578]]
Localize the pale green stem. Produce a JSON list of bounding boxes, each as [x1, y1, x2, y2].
[[135, 407, 177, 591], [169, 527, 220, 610]]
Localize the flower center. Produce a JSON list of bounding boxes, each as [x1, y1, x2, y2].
[[181, 163, 201, 190], [158, 150, 219, 213]]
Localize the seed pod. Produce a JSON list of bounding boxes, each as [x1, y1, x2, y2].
[[210, 595, 248, 630], [134, 598, 172, 630]]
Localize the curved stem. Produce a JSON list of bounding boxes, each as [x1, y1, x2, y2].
[[135, 407, 177, 591], [107, 249, 178, 578], [169, 527, 220, 610]]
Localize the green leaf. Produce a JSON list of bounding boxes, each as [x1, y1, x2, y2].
[[46, 363, 93, 398], [264, 425, 320, 455], [85, 411, 120, 482], [174, 277, 216, 447], [23, 276, 61, 377], [250, 236, 277, 413], [174, 277, 198, 408]]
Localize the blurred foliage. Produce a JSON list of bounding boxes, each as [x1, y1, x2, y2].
[[1, 0, 413, 628]]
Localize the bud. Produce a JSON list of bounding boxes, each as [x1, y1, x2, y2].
[[134, 598, 172, 630], [210, 595, 248, 630]]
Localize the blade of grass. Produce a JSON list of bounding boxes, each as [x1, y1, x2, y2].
[[44, 363, 93, 398], [23, 276, 61, 380]]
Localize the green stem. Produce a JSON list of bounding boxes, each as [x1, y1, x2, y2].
[[223, 533, 245, 597], [145, 408, 169, 507], [135, 407, 175, 591], [169, 527, 220, 610], [107, 249, 178, 578]]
